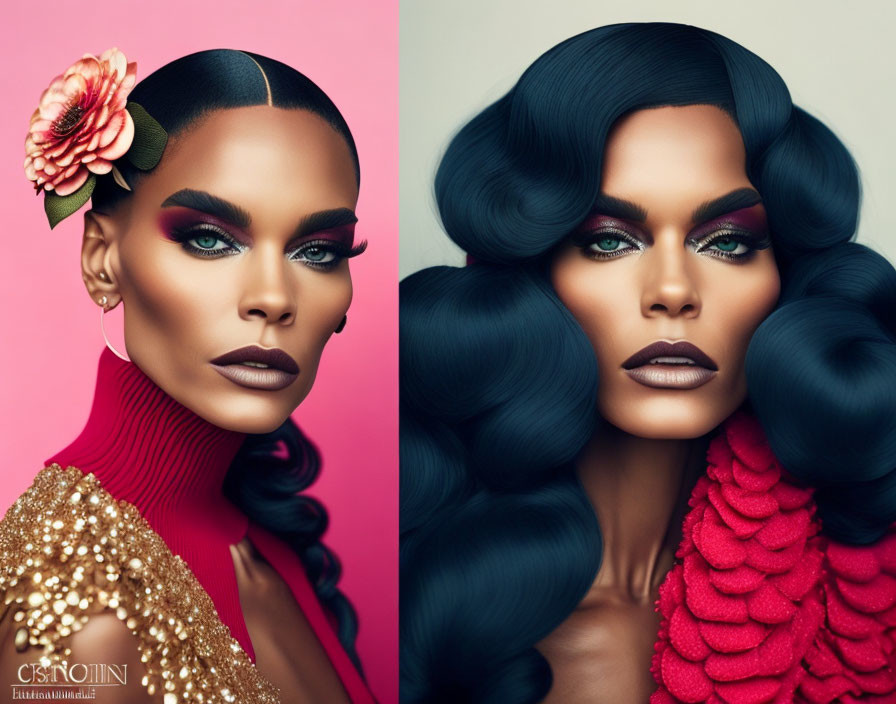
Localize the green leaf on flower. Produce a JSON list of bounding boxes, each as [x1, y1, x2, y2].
[[125, 101, 168, 170], [44, 173, 96, 230]]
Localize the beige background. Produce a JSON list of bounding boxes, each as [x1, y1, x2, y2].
[[400, 0, 896, 277]]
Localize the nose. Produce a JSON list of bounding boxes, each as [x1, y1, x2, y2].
[[238, 245, 297, 325], [640, 231, 701, 318]]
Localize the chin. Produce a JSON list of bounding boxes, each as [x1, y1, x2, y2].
[[194, 381, 316, 435], [601, 400, 732, 440], [204, 409, 292, 435], [184, 396, 296, 435]]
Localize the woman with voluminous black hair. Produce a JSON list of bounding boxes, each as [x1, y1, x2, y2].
[[401, 22, 896, 704]]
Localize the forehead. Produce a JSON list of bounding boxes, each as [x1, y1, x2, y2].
[[134, 105, 358, 221], [600, 105, 750, 212]]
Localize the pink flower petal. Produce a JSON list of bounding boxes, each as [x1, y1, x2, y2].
[[96, 110, 134, 161], [29, 120, 55, 140], [44, 135, 76, 159], [97, 110, 125, 149], [86, 158, 112, 174], [60, 72, 88, 100], [94, 103, 111, 130], [25, 47, 138, 194], [65, 56, 101, 84], [52, 167, 89, 196], [121, 62, 137, 90], [108, 49, 127, 80]]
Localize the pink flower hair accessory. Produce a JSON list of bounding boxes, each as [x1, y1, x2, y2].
[[23, 47, 168, 229]]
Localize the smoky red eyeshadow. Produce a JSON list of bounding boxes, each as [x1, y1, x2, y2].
[[288, 223, 356, 249], [575, 214, 637, 233], [157, 208, 250, 245], [157, 208, 357, 249], [689, 205, 769, 239], [576, 204, 768, 238]]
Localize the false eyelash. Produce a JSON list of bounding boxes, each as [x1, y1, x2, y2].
[[570, 227, 771, 263], [291, 238, 368, 270], [691, 230, 772, 262], [572, 228, 645, 260], [169, 224, 368, 268], [168, 223, 245, 257]]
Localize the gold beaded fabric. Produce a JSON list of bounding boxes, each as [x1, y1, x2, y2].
[[0, 463, 281, 703]]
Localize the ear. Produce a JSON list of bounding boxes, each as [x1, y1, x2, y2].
[[81, 209, 122, 310]]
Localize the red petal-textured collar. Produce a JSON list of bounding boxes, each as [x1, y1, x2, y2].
[[650, 409, 896, 703]]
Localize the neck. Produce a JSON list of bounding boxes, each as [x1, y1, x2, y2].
[[577, 420, 709, 602], [44, 347, 249, 545]]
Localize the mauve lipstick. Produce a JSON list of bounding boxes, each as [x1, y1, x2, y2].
[[210, 345, 299, 391], [622, 340, 717, 390]]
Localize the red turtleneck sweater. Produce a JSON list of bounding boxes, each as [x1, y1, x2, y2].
[[44, 347, 376, 703]]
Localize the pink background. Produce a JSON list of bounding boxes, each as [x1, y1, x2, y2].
[[0, 2, 397, 702]]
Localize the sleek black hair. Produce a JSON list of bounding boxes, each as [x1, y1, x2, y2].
[[91, 49, 365, 674], [400, 22, 896, 702], [91, 48, 359, 212]]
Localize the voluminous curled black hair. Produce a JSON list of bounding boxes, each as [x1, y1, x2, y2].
[[91, 49, 364, 674], [400, 22, 896, 703]]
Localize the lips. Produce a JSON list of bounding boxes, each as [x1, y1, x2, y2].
[[210, 345, 300, 391], [210, 345, 299, 373], [621, 340, 717, 371], [621, 340, 718, 390]]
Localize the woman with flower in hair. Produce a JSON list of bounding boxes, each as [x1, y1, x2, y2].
[[400, 22, 896, 704], [1, 47, 377, 703]]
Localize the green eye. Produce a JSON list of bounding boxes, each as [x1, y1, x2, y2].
[[194, 235, 219, 249], [596, 237, 622, 251], [714, 238, 738, 252], [304, 247, 328, 261], [579, 231, 638, 259]]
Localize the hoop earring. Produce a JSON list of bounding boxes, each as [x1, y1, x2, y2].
[[99, 299, 131, 362], [335, 315, 347, 334]]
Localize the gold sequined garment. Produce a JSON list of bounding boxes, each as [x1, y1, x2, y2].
[[0, 463, 281, 703]]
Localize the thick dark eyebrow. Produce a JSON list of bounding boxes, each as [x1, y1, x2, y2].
[[592, 193, 648, 222], [691, 188, 762, 224], [160, 189, 358, 241], [161, 189, 252, 229], [591, 187, 762, 225], [286, 208, 358, 245]]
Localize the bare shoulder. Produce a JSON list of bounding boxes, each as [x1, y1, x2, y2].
[[0, 603, 155, 702]]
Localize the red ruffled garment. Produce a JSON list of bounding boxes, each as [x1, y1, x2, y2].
[[650, 410, 896, 704]]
